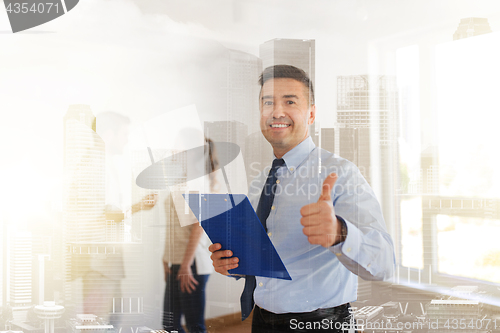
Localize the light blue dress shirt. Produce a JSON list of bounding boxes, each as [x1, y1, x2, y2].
[[248, 136, 395, 314]]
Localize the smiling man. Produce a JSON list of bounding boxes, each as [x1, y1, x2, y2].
[[260, 76, 315, 159], [209, 65, 395, 333]]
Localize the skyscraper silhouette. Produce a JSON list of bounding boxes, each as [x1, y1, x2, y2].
[[9, 232, 32, 309], [453, 17, 492, 41], [223, 49, 262, 136], [62, 105, 106, 313], [336, 75, 399, 305], [321, 128, 335, 154], [63, 105, 106, 244], [337, 75, 399, 186], [260, 38, 315, 86]]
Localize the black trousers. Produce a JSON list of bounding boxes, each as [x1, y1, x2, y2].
[[252, 303, 352, 333], [162, 263, 209, 333]]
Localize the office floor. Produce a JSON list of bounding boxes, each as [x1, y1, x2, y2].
[[207, 319, 252, 333], [206, 313, 252, 333]]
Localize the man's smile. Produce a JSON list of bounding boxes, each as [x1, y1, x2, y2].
[[269, 123, 291, 129]]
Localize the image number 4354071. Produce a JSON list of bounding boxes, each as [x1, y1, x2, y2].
[[3, 0, 79, 33]]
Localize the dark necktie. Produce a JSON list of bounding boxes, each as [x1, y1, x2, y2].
[[240, 158, 285, 320]]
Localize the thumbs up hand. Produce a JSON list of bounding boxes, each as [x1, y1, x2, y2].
[[300, 173, 344, 248]]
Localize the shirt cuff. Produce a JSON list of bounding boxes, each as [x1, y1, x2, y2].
[[330, 216, 392, 280], [331, 215, 347, 251], [330, 215, 361, 263]]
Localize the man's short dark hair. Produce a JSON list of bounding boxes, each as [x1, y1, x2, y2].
[[258, 65, 315, 105]]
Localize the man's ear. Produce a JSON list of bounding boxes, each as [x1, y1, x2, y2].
[[308, 105, 316, 125]]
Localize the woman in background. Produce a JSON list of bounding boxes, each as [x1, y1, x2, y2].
[[162, 138, 219, 333]]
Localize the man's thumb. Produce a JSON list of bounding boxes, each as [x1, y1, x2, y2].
[[319, 173, 338, 202]]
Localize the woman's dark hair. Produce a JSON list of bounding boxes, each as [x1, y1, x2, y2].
[[205, 137, 219, 192]]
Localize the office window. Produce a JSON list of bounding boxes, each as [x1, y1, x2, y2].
[[433, 32, 500, 283], [397, 45, 423, 270], [396, 32, 500, 285]]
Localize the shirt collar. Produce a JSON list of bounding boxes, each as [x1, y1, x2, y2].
[[276, 136, 316, 175]]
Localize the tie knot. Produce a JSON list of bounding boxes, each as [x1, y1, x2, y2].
[[272, 158, 285, 169], [272, 158, 285, 170]]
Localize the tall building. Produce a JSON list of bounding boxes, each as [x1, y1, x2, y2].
[[63, 105, 106, 244], [260, 38, 315, 86], [427, 299, 481, 333], [62, 105, 106, 310], [9, 232, 32, 309], [453, 17, 492, 40], [338, 128, 371, 182], [321, 128, 335, 154], [1, 221, 5, 308], [337, 75, 399, 185], [0, 251, 2, 308], [337, 75, 400, 247], [31, 237, 52, 306], [49, 212, 64, 304], [105, 212, 125, 243], [222, 49, 261, 136], [421, 146, 439, 195]]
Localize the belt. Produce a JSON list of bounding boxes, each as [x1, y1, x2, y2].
[[255, 303, 350, 325]]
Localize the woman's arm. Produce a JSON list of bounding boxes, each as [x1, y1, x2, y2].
[[177, 223, 204, 293], [131, 193, 157, 214]]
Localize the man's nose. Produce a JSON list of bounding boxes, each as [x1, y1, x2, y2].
[[272, 102, 286, 118]]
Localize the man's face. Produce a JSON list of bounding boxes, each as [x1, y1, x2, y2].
[[260, 78, 316, 158]]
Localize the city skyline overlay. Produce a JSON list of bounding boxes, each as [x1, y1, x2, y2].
[[1, 5, 500, 332]]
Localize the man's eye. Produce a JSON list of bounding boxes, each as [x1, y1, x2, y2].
[[264, 101, 273, 106], [286, 100, 295, 105]]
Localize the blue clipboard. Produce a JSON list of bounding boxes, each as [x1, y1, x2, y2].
[[183, 193, 291, 280]]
